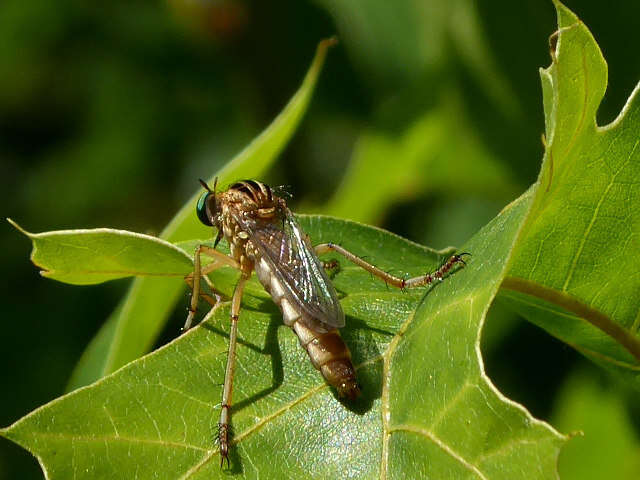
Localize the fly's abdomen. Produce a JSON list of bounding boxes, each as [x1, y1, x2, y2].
[[254, 256, 361, 400], [292, 321, 360, 400]]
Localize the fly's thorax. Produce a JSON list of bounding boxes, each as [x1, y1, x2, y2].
[[226, 180, 277, 208], [220, 181, 283, 224], [216, 182, 284, 268], [217, 212, 249, 268]]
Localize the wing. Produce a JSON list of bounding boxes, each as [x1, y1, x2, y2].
[[233, 208, 345, 332]]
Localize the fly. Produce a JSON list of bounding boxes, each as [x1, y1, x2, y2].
[[183, 178, 469, 467]]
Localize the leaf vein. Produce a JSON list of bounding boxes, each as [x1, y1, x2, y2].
[[103, 405, 120, 438], [153, 380, 218, 410], [561, 139, 636, 291], [428, 381, 475, 431], [30, 431, 208, 451], [388, 424, 488, 480], [136, 397, 162, 441]]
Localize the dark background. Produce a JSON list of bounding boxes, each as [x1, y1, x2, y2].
[[2, 1, 639, 478]]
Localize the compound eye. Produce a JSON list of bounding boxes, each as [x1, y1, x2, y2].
[[196, 191, 214, 226]]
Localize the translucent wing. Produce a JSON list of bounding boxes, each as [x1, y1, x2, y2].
[[233, 208, 345, 332]]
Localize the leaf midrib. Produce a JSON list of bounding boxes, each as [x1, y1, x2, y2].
[[502, 276, 640, 362]]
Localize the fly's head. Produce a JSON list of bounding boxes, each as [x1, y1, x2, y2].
[[196, 178, 222, 229]]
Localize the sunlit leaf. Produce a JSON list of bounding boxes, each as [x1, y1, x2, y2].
[[501, 0, 640, 388], [1, 205, 565, 479], [7, 220, 191, 285]]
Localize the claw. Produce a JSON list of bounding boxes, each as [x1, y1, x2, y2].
[[454, 252, 471, 266]]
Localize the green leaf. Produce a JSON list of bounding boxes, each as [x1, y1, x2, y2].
[[1, 202, 565, 479], [315, 0, 518, 116], [7, 219, 192, 285], [551, 368, 640, 480], [500, 1, 640, 387], [322, 98, 519, 224], [65, 38, 336, 390]]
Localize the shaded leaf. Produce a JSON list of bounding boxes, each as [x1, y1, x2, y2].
[[315, 0, 518, 116], [322, 99, 519, 224], [551, 368, 640, 480]]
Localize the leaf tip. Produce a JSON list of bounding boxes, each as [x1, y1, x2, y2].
[[311, 36, 339, 70], [7, 218, 33, 237], [551, 0, 583, 32], [319, 36, 339, 50]]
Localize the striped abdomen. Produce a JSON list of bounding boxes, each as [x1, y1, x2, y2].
[[253, 254, 361, 400]]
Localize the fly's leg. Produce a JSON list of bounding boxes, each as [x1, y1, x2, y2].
[[218, 274, 248, 468], [321, 258, 341, 278], [184, 276, 221, 308], [314, 243, 469, 289], [184, 244, 240, 331]]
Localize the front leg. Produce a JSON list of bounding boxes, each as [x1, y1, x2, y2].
[[184, 244, 240, 331], [183, 276, 221, 309]]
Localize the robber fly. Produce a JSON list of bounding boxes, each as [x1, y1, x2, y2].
[[184, 179, 469, 466]]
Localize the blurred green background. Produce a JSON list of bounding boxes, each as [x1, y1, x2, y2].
[[1, 0, 638, 478]]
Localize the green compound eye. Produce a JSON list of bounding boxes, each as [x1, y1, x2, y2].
[[196, 191, 213, 226]]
